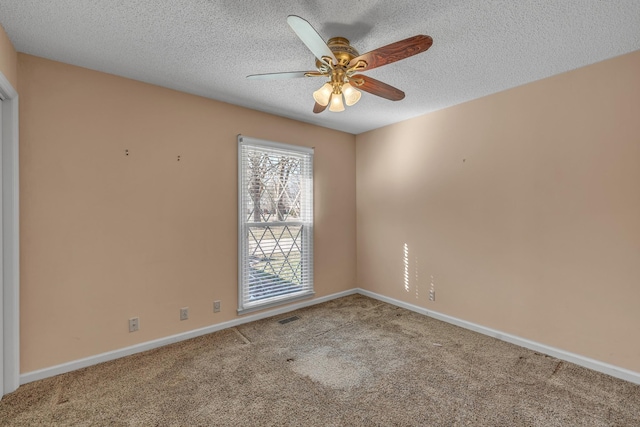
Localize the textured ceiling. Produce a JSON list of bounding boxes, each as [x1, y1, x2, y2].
[[1, 1, 639, 134]]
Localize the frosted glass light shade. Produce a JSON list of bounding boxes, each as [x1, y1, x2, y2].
[[342, 83, 361, 106], [313, 83, 333, 106], [329, 93, 345, 112]]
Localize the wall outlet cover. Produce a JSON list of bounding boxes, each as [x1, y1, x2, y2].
[[129, 317, 139, 332]]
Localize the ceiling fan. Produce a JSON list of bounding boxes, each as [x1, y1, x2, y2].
[[247, 15, 433, 113]]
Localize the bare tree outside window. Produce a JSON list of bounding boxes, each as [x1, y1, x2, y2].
[[247, 153, 300, 223], [248, 153, 267, 222]]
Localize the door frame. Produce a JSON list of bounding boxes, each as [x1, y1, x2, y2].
[[0, 71, 19, 397]]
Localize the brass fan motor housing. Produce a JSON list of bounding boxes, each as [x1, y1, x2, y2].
[[316, 37, 360, 68]]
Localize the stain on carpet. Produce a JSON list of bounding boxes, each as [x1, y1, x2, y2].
[[292, 346, 371, 389]]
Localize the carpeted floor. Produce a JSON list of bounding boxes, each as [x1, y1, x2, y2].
[[1, 294, 639, 426]]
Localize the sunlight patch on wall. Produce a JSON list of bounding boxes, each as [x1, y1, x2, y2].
[[415, 255, 420, 300], [403, 243, 410, 292]]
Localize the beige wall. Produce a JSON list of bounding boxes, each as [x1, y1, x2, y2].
[[0, 23, 17, 89], [18, 54, 356, 372], [356, 51, 640, 372], [13, 44, 640, 375]]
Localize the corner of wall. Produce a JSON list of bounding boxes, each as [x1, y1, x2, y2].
[[0, 23, 18, 90]]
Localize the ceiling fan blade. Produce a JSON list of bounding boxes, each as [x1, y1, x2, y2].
[[351, 74, 405, 101], [313, 102, 328, 114], [246, 71, 322, 80], [349, 35, 433, 71], [287, 15, 337, 66]]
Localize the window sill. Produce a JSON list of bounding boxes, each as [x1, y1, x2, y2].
[[237, 290, 315, 315]]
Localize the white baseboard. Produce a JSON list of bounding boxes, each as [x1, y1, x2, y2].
[[20, 288, 358, 385], [357, 288, 640, 386], [20, 287, 640, 387]]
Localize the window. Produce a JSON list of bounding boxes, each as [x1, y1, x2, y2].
[[237, 136, 314, 314]]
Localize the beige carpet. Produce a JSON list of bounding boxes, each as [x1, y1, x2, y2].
[[1, 294, 639, 426]]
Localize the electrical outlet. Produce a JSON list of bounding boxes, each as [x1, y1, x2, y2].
[[180, 307, 189, 321], [129, 317, 139, 332], [213, 300, 221, 313]]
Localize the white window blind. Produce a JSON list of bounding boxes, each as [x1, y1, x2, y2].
[[237, 135, 314, 314]]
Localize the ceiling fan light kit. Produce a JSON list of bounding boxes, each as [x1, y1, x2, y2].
[[247, 15, 433, 114], [311, 39, 363, 112]]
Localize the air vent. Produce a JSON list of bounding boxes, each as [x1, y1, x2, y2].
[[278, 316, 300, 325]]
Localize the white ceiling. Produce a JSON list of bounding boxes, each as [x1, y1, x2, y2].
[[1, 1, 639, 134]]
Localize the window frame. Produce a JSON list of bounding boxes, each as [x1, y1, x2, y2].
[[237, 135, 314, 315]]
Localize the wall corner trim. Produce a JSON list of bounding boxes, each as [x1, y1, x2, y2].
[[1, 70, 20, 397], [357, 288, 640, 386]]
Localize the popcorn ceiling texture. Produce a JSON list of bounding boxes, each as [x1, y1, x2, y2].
[[0, 0, 639, 133]]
